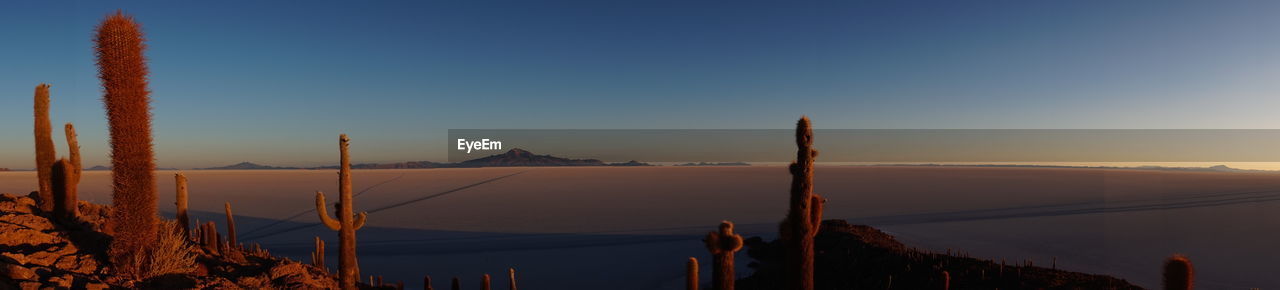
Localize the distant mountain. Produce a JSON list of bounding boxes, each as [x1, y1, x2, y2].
[[675, 162, 750, 166], [318, 161, 450, 170], [609, 160, 653, 166], [86, 165, 110, 171], [457, 148, 607, 167], [199, 162, 298, 170]]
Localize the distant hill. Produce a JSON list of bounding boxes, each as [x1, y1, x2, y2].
[[199, 162, 299, 170], [675, 161, 750, 166], [86, 165, 110, 171], [457, 148, 608, 167]]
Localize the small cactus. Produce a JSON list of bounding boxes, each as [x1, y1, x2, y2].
[[424, 275, 433, 290], [315, 134, 368, 290], [451, 277, 460, 290], [782, 116, 825, 290], [224, 202, 237, 248], [97, 11, 159, 276], [704, 221, 743, 290], [481, 274, 491, 290], [33, 83, 57, 212], [508, 268, 517, 290], [1163, 254, 1194, 290], [175, 173, 189, 236], [941, 270, 950, 290], [51, 159, 75, 218], [312, 237, 327, 272], [686, 257, 699, 290]]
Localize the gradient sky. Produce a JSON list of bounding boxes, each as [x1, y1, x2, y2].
[[3, 1, 1280, 168]]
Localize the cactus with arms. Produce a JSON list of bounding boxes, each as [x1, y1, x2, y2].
[[315, 134, 367, 289], [705, 221, 743, 290]]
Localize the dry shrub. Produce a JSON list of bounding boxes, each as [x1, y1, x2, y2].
[[140, 220, 197, 279]]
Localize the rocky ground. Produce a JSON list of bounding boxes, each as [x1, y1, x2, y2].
[[0, 193, 341, 289], [736, 220, 1143, 290]]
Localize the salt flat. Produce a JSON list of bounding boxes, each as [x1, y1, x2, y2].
[[1, 166, 1276, 288]]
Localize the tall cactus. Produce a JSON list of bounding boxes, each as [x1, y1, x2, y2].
[[34, 83, 56, 212], [95, 11, 159, 276], [686, 257, 699, 290], [315, 134, 368, 290], [59, 123, 81, 219], [224, 202, 237, 248], [1163, 254, 1194, 290], [782, 116, 825, 290], [175, 173, 189, 236], [704, 221, 743, 290], [51, 159, 74, 218]]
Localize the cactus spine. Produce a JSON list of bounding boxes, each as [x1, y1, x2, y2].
[[313, 237, 327, 272], [508, 268, 517, 290], [34, 83, 56, 212], [96, 11, 159, 275], [224, 202, 237, 248], [686, 257, 699, 290], [175, 173, 189, 236], [1163, 254, 1194, 290], [315, 134, 368, 290], [783, 116, 825, 290], [57, 123, 81, 219], [705, 221, 743, 290]]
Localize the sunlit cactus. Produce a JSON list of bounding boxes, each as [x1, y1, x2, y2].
[[175, 173, 189, 236], [51, 159, 75, 218], [704, 221, 743, 290], [508, 268, 517, 290], [57, 123, 81, 219], [782, 116, 825, 290], [313, 237, 327, 273], [224, 202, 237, 248], [315, 134, 368, 289], [481, 274, 491, 290], [95, 11, 159, 276], [1163, 254, 1194, 290], [941, 270, 950, 290], [686, 257, 699, 290], [33, 83, 56, 212]]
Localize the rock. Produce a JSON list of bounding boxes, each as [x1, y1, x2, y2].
[[82, 282, 109, 290], [0, 264, 34, 280], [16, 281, 39, 290], [45, 274, 71, 288]]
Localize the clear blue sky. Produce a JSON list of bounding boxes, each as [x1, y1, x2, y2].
[[2, 0, 1280, 168]]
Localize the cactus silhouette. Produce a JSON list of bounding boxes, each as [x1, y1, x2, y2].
[[315, 134, 368, 289], [704, 221, 743, 290], [1163, 254, 1194, 290], [33, 83, 56, 212], [313, 237, 327, 272], [224, 202, 237, 248], [51, 159, 75, 218], [941, 270, 950, 290], [424, 275, 433, 290], [175, 173, 189, 236], [451, 277, 460, 290], [782, 116, 825, 290], [481, 274, 491, 290], [57, 123, 81, 219], [95, 11, 158, 276], [686, 257, 699, 290], [507, 268, 517, 290]]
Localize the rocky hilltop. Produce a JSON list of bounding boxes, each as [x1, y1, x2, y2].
[[0, 193, 337, 289]]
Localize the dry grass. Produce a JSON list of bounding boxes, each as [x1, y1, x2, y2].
[[140, 220, 198, 279]]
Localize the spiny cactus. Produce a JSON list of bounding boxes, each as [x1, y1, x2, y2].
[[315, 134, 368, 290], [201, 221, 218, 254], [33, 83, 56, 212], [59, 123, 81, 219], [1163, 254, 1194, 290], [96, 11, 159, 276], [313, 237, 327, 272], [175, 173, 189, 236], [686, 257, 699, 290], [782, 116, 825, 290], [424, 275, 433, 290], [704, 221, 743, 290], [481, 274, 491, 290], [224, 202, 237, 248], [508, 268, 517, 290]]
